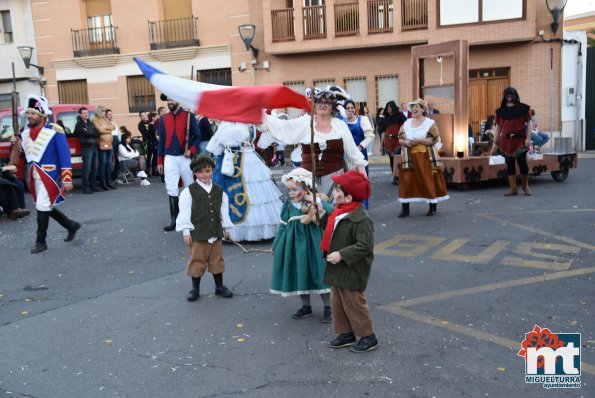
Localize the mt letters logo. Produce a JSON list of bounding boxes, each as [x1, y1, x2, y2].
[[518, 325, 581, 389]]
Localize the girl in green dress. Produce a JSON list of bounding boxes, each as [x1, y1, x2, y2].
[[270, 168, 334, 323]]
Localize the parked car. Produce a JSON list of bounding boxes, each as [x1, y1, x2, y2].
[[0, 104, 95, 182]]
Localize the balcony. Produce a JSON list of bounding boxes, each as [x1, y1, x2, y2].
[[303, 5, 326, 40], [71, 26, 120, 57], [148, 16, 200, 50], [335, 1, 359, 37], [367, 0, 393, 34], [402, 0, 428, 30], [271, 8, 295, 42]]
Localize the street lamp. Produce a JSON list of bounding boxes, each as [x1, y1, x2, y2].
[[238, 24, 259, 60], [17, 45, 45, 96], [546, 0, 568, 34]]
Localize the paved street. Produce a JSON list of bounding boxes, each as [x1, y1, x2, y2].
[[1, 154, 594, 398]]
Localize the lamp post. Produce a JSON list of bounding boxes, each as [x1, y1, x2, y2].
[[238, 24, 259, 60], [17, 45, 46, 97], [546, 0, 568, 34], [238, 24, 261, 86]]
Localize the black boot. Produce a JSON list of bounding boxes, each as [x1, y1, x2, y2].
[[187, 277, 201, 301], [163, 196, 179, 231], [213, 273, 233, 298], [50, 208, 81, 242], [31, 211, 50, 253], [426, 203, 437, 216], [101, 181, 109, 191], [398, 203, 409, 218], [106, 181, 118, 190]]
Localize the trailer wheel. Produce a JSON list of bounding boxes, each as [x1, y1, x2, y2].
[[551, 170, 569, 182]]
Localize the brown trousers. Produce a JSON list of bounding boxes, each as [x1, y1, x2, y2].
[[187, 240, 225, 278], [331, 286, 374, 337]]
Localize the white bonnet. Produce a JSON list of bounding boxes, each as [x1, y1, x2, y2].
[[281, 167, 313, 189]]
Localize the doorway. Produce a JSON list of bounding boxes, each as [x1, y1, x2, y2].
[[468, 68, 509, 137]]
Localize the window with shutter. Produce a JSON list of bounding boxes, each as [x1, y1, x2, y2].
[[58, 80, 89, 104], [127, 76, 156, 113], [375, 75, 399, 109]]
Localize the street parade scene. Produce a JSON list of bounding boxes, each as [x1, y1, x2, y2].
[[0, 0, 594, 397]]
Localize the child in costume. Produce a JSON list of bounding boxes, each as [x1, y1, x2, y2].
[[176, 154, 234, 301], [206, 121, 282, 241], [270, 168, 335, 323], [320, 170, 378, 352]]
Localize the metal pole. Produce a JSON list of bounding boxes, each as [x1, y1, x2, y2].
[[549, 48, 553, 141], [11, 62, 19, 136]]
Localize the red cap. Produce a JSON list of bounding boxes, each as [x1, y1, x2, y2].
[[331, 170, 371, 202]]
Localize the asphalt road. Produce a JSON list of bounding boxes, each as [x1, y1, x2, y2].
[[0, 154, 594, 397]]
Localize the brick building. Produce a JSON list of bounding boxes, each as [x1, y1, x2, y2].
[[12, 0, 572, 140]]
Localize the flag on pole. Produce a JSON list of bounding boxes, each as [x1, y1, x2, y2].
[[134, 57, 309, 124]]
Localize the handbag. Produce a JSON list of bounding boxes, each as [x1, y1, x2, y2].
[[99, 142, 111, 151], [221, 147, 235, 177]]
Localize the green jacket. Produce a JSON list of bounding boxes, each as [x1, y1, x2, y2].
[[322, 205, 374, 291]]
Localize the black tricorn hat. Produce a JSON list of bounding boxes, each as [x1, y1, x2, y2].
[[160, 93, 168, 101]]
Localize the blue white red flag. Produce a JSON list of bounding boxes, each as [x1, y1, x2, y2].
[[133, 57, 309, 124]]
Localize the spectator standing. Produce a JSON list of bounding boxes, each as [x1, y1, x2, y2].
[[92, 106, 117, 190], [426, 101, 440, 115], [197, 114, 213, 155], [21, 95, 80, 253], [106, 109, 120, 183], [74, 107, 100, 194], [138, 111, 157, 177], [400, 102, 412, 119], [157, 96, 201, 232]]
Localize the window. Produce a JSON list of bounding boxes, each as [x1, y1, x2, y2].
[[375, 75, 399, 110], [88, 14, 113, 43], [344, 77, 367, 107], [0, 10, 13, 43], [85, 0, 113, 42], [439, 0, 523, 26], [313, 79, 335, 89], [198, 69, 232, 86], [58, 80, 89, 104], [127, 76, 155, 113], [283, 81, 306, 118]]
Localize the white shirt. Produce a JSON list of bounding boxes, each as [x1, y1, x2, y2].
[[118, 144, 140, 160], [402, 118, 436, 140], [176, 179, 234, 241], [347, 115, 375, 149], [259, 114, 367, 169]]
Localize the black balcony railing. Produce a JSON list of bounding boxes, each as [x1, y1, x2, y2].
[[148, 16, 200, 50], [71, 26, 120, 57]]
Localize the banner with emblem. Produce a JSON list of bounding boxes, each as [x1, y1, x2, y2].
[[213, 150, 249, 224]]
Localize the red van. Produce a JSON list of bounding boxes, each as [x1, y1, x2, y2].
[[0, 104, 95, 182]]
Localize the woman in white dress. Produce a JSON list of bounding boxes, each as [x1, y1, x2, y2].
[[206, 121, 283, 242], [258, 89, 367, 197]]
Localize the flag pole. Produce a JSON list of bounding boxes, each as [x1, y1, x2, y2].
[[308, 89, 320, 224]]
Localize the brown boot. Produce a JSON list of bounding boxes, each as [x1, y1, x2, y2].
[[521, 175, 532, 196], [504, 175, 518, 196]]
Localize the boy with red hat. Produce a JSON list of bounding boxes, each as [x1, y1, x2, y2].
[[320, 170, 378, 352]]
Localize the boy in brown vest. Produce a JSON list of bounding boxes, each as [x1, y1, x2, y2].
[[176, 154, 234, 300]]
